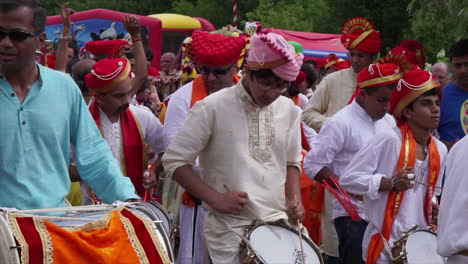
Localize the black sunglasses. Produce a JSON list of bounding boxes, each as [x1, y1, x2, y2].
[[199, 63, 235, 77], [0, 29, 41, 42]]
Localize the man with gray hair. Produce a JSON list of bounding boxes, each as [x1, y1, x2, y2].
[[431, 62, 451, 88]]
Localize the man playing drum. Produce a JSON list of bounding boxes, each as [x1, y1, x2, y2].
[[163, 32, 305, 263], [84, 38, 165, 202], [162, 31, 247, 264], [0, 0, 138, 210], [340, 68, 447, 263]]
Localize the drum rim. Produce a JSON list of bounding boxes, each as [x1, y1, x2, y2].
[[401, 228, 444, 263], [244, 221, 324, 264], [0, 214, 20, 264]]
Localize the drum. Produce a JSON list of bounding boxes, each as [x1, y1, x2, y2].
[[393, 227, 446, 264], [241, 222, 324, 264], [0, 202, 174, 264]]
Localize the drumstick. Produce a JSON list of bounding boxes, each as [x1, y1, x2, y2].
[[293, 195, 306, 264], [223, 184, 280, 239]]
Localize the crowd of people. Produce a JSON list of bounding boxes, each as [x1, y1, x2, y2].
[[1, 0, 468, 264]]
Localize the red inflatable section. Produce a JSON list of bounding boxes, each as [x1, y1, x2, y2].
[[46, 8, 162, 69]]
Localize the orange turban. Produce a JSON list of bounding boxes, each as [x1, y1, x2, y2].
[[340, 17, 381, 53]]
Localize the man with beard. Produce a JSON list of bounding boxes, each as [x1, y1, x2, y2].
[[163, 32, 304, 264], [0, 0, 138, 209], [84, 36, 165, 202]]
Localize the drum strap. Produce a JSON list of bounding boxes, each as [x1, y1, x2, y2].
[[459, 250, 468, 256]]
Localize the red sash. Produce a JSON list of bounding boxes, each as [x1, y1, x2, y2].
[[89, 102, 147, 198], [366, 123, 440, 263]]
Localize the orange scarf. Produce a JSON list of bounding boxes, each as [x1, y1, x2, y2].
[[366, 123, 440, 263], [89, 102, 147, 198], [190, 74, 241, 108]]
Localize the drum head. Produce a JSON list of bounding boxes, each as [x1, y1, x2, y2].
[[0, 215, 20, 264], [249, 224, 322, 264], [406, 230, 445, 264]]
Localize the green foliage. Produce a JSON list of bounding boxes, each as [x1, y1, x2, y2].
[[403, 0, 468, 62], [245, 0, 326, 32], [40, 0, 173, 16]]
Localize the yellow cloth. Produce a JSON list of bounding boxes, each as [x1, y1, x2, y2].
[[66, 182, 83, 206]]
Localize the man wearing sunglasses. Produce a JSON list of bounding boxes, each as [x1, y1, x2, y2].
[[161, 30, 246, 264], [163, 32, 305, 263], [0, 0, 138, 210]]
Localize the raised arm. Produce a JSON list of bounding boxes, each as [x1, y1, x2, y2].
[[123, 15, 148, 97], [55, 3, 74, 73]]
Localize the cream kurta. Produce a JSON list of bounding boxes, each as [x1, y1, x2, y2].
[[341, 127, 447, 263], [438, 135, 468, 264], [302, 67, 357, 132], [163, 80, 302, 263]]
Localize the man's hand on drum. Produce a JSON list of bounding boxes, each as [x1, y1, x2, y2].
[[142, 166, 157, 188], [392, 167, 415, 192], [381, 167, 414, 193], [287, 199, 305, 225], [431, 202, 439, 225], [211, 191, 249, 215]]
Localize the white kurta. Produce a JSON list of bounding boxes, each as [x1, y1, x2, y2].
[[163, 80, 302, 263], [302, 68, 357, 132], [438, 135, 468, 264], [341, 127, 447, 263], [81, 104, 164, 204], [304, 100, 396, 221]]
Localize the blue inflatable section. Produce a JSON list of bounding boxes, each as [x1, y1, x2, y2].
[[303, 49, 348, 59]]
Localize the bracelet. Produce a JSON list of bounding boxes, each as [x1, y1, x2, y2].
[[391, 177, 398, 193], [132, 38, 141, 43]]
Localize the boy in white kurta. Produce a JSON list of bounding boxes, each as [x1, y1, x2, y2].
[[341, 69, 447, 263], [163, 33, 305, 263], [438, 135, 468, 264]]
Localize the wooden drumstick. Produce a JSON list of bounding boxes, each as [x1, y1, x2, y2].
[[293, 195, 306, 264], [223, 184, 280, 239]]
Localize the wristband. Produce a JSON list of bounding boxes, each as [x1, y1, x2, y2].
[[391, 177, 398, 193], [132, 38, 141, 43], [60, 35, 71, 40]]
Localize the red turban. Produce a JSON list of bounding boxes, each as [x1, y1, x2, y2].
[[390, 40, 427, 69], [348, 62, 403, 103], [294, 71, 307, 86], [390, 69, 441, 124], [82, 39, 130, 58], [321, 53, 350, 71], [341, 17, 381, 53], [190, 31, 247, 66], [85, 57, 132, 93]]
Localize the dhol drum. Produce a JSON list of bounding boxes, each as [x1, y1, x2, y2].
[[241, 222, 324, 264], [392, 225, 446, 264], [0, 202, 174, 264]]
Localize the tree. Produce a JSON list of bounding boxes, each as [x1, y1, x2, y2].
[[40, 0, 173, 17], [403, 0, 468, 62], [171, 0, 259, 29]]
